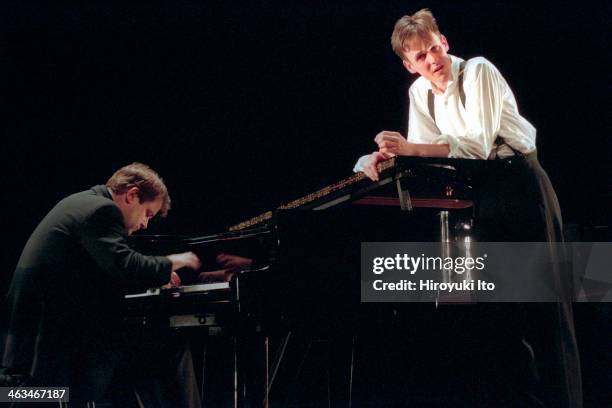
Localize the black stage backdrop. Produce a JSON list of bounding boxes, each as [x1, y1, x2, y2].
[[1, 1, 611, 405], [1, 2, 609, 290]]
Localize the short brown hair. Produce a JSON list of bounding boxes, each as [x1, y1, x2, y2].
[[390, 9, 441, 60], [106, 162, 171, 217]]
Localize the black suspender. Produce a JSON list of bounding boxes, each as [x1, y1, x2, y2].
[[427, 60, 467, 122], [425, 59, 522, 159], [427, 89, 435, 121]]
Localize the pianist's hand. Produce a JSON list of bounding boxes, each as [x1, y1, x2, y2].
[[216, 253, 252, 273], [167, 251, 202, 271], [362, 151, 394, 182], [161, 271, 182, 289]]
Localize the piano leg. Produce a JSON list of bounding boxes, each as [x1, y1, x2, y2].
[[199, 342, 207, 407], [264, 336, 269, 408], [440, 210, 450, 243], [233, 336, 238, 408]]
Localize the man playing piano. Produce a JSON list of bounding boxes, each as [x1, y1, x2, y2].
[[1, 162, 201, 407], [354, 9, 581, 408]]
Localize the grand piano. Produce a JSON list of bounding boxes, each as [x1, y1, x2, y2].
[[124, 156, 521, 407], [125, 156, 510, 330]]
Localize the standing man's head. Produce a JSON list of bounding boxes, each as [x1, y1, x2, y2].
[[391, 9, 452, 89], [106, 163, 171, 235]]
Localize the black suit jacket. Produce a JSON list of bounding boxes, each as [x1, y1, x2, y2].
[[2, 185, 171, 399]]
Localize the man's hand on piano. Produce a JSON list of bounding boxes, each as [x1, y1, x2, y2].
[[167, 251, 202, 272], [362, 151, 394, 182], [375, 130, 417, 157]]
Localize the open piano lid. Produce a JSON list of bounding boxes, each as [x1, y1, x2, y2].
[[229, 156, 509, 231]]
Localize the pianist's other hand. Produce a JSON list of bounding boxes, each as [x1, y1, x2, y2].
[[198, 269, 233, 283], [361, 150, 394, 182], [216, 253, 252, 272]]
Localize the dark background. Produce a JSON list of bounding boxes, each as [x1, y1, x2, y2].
[[1, 1, 609, 277], [1, 1, 610, 405]]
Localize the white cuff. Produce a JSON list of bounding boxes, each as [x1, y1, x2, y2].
[[353, 154, 371, 172]]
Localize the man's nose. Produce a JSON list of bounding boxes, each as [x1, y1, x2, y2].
[[426, 52, 437, 64]]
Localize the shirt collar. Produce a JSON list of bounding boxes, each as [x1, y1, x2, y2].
[[429, 55, 464, 95]]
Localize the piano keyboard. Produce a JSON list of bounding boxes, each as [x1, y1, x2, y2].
[[124, 282, 234, 330]]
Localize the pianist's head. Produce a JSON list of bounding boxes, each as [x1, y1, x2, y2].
[[106, 162, 171, 235]]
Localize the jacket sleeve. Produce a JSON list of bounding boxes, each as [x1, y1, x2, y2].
[[78, 203, 172, 288]]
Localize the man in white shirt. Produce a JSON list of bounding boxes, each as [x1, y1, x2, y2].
[[354, 11, 536, 178], [353, 9, 581, 408]]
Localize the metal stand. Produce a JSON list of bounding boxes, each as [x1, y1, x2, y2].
[[395, 179, 413, 211], [263, 331, 292, 407], [348, 336, 356, 408]]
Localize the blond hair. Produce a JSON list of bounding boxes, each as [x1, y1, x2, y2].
[[390, 9, 441, 59], [106, 162, 171, 217]]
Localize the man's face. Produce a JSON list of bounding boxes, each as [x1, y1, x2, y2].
[[401, 32, 451, 86], [119, 187, 163, 235]]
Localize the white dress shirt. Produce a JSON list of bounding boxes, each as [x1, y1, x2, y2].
[[354, 55, 536, 171]]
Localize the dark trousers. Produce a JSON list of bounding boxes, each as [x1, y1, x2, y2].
[[104, 328, 200, 408], [0, 327, 200, 408], [473, 152, 582, 408]]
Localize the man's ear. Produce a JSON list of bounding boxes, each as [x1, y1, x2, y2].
[[440, 34, 450, 53], [125, 186, 140, 204], [402, 59, 417, 74]]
